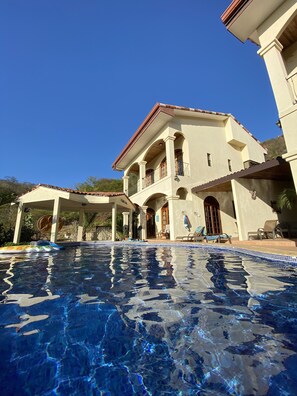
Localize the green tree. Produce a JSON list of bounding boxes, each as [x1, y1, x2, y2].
[[76, 177, 123, 192], [277, 188, 296, 210], [0, 177, 33, 205]]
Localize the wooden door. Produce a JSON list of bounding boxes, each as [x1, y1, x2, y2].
[[204, 196, 222, 235], [161, 203, 169, 231]]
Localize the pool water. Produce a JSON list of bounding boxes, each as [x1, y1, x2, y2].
[[0, 245, 297, 395]]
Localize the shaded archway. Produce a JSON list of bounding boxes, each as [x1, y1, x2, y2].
[[146, 208, 156, 238], [176, 187, 188, 200], [126, 163, 140, 196], [204, 196, 222, 235]]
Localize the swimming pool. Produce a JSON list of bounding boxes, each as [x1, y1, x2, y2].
[[0, 244, 297, 395]]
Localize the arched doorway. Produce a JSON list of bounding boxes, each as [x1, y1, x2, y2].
[[146, 208, 156, 238], [204, 196, 222, 235]]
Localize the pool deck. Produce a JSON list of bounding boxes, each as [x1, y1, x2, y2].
[[148, 237, 297, 263]]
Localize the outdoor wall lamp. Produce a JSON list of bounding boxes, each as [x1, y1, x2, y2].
[[174, 175, 180, 181], [249, 189, 257, 200]]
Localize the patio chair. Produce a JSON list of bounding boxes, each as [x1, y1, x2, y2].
[[257, 220, 279, 239], [176, 226, 205, 242], [157, 224, 170, 239]]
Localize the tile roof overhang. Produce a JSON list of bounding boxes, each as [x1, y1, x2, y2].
[[112, 103, 260, 171], [221, 0, 286, 43], [17, 184, 135, 212], [192, 157, 292, 194]]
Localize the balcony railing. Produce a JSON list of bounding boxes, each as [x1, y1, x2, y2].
[[127, 162, 190, 196], [287, 71, 297, 103]]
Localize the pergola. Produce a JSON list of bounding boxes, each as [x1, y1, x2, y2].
[[13, 184, 135, 243]]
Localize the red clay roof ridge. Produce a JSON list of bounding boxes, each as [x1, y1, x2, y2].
[[221, 0, 250, 26]]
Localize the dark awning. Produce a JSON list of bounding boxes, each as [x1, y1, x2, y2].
[[192, 157, 292, 194]]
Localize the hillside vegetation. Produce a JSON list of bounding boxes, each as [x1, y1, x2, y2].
[[0, 136, 289, 244], [261, 134, 287, 160]]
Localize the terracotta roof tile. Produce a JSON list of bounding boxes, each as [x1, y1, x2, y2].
[[35, 184, 125, 197]]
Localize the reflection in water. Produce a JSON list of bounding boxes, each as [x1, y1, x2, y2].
[[0, 245, 297, 395]]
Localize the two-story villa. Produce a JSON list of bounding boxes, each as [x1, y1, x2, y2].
[[112, 103, 266, 241]]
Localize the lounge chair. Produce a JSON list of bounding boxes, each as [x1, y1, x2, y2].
[[257, 220, 280, 239], [157, 224, 170, 239], [176, 226, 205, 242], [204, 233, 231, 243]]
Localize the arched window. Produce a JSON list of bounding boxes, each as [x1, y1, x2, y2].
[[175, 149, 184, 176], [145, 169, 154, 187]]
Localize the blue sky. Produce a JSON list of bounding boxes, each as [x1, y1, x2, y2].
[[0, 0, 280, 188]]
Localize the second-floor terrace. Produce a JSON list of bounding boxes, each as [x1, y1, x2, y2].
[[123, 134, 190, 197]]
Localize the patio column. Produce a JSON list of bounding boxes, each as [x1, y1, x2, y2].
[[258, 39, 297, 190], [139, 161, 147, 190], [111, 203, 117, 241], [13, 202, 25, 244], [258, 39, 294, 111], [140, 206, 148, 240], [50, 197, 61, 243], [122, 211, 129, 238], [164, 136, 176, 177], [166, 195, 179, 240], [123, 175, 129, 195], [77, 208, 84, 242], [129, 209, 133, 238]]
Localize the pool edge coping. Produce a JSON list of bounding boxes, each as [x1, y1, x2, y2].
[[60, 241, 297, 265]]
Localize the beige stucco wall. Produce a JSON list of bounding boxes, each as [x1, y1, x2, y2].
[[231, 178, 295, 240], [192, 191, 238, 237], [123, 112, 267, 240]]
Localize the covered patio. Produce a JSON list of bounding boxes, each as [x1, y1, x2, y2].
[[13, 184, 135, 243], [192, 158, 296, 241]]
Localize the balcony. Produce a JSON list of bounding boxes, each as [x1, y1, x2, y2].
[[127, 162, 190, 197]]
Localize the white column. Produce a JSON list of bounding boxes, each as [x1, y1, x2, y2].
[[77, 208, 84, 242], [139, 161, 147, 190], [140, 206, 148, 240], [122, 211, 129, 238], [231, 180, 245, 241], [13, 202, 25, 244], [258, 39, 297, 190], [129, 209, 133, 238], [50, 197, 61, 243], [258, 39, 294, 111], [166, 195, 179, 241], [123, 175, 129, 195], [164, 136, 176, 177], [111, 203, 117, 241]]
